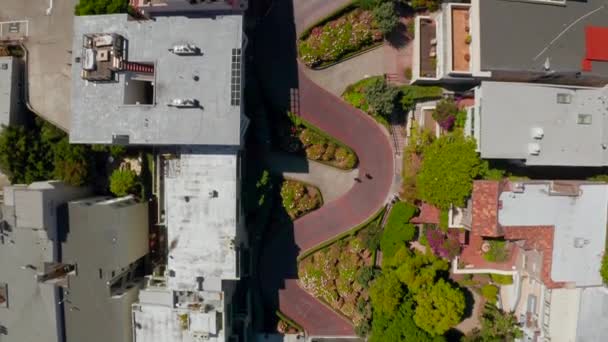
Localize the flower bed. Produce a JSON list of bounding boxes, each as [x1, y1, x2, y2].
[[280, 179, 323, 219], [298, 8, 383, 68], [426, 227, 462, 260], [298, 234, 375, 326]]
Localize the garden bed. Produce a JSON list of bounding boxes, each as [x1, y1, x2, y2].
[[298, 230, 376, 327], [298, 7, 383, 68], [342, 76, 392, 128], [280, 179, 323, 220], [280, 112, 358, 170]]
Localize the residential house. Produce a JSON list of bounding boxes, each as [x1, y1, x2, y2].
[[466, 81, 608, 167], [0, 181, 90, 342], [454, 180, 608, 342], [129, 0, 247, 17], [412, 0, 608, 86], [61, 196, 149, 342]]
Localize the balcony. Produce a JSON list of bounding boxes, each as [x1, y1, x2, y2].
[[419, 18, 438, 79], [451, 6, 471, 73]]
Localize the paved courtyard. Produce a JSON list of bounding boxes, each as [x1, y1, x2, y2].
[[1, 0, 77, 131]]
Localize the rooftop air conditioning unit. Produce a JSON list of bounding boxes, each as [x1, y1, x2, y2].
[[94, 34, 114, 47], [528, 143, 541, 156], [167, 99, 199, 108], [531, 127, 544, 139], [512, 183, 525, 193], [170, 44, 199, 55]]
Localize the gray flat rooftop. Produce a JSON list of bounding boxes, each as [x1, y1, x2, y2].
[[70, 14, 243, 146], [477, 81, 608, 166], [0, 57, 15, 128], [165, 151, 239, 291], [499, 182, 608, 287], [576, 287, 608, 342], [479, 0, 608, 77]]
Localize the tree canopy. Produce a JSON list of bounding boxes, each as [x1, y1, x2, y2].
[[364, 78, 400, 118], [109, 169, 138, 197], [462, 304, 523, 342], [373, 2, 399, 36], [414, 278, 466, 336], [380, 202, 418, 258], [417, 132, 484, 209], [75, 0, 129, 15]]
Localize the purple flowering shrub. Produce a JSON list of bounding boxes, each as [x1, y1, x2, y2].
[[426, 228, 461, 260]]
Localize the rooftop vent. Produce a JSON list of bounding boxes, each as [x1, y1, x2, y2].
[[168, 99, 199, 108], [556, 93, 571, 104], [528, 143, 541, 156], [511, 183, 525, 193], [573, 237, 590, 248], [170, 44, 200, 55], [531, 127, 544, 139], [208, 190, 218, 198], [577, 114, 592, 125]]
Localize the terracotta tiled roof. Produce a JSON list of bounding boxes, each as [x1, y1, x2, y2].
[[471, 181, 503, 237], [504, 226, 565, 289], [411, 202, 440, 224], [459, 233, 519, 271]]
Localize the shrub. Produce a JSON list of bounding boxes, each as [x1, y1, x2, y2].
[[483, 168, 506, 181], [380, 202, 418, 258], [432, 98, 458, 130], [373, 2, 399, 36], [109, 169, 138, 196], [364, 78, 400, 118], [299, 129, 326, 146], [417, 133, 484, 209], [454, 109, 468, 128], [411, 0, 442, 12], [465, 34, 472, 44], [426, 228, 461, 260], [53, 138, 91, 186], [483, 240, 510, 262], [404, 67, 413, 80], [491, 274, 514, 285], [322, 142, 337, 161], [356, 266, 375, 288], [481, 284, 499, 304], [601, 253, 608, 284], [414, 279, 466, 336], [463, 304, 523, 342], [75, 0, 129, 15], [280, 180, 321, 219], [439, 209, 449, 231], [305, 144, 326, 160]]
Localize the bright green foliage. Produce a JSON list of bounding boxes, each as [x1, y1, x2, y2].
[[491, 274, 513, 285], [370, 272, 404, 316], [356, 266, 375, 288], [356, 0, 380, 10], [255, 170, 272, 207], [432, 98, 458, 128], [53, 138, 91, 186], [417, 133, 484, 209], [589, 174, 608, 182], [109, 169, 138, 197], [481, 284, 499, 304], [410, 0, 442, 11], [462, 304, 523, 342], [372, 2, 399, 35], [455, 109, 468, 128], [439, 209, 449, 231], [75, 0, 128, 15], [400, 85, 443, 112], [280, 180, 322, 219], [483, 168, 506, 181], [483, 240, 510, 262], [380, 202, 418, 257], [413, 279, 466, 336], [601, 253, 608, 284], [299, 9, 381, 67], [390, 248, 449, 293], [364, 77, 400, 118], [370, 297, 446, 342]]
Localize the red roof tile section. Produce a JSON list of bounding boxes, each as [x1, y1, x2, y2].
[[583, 26, 608, 71], [411, 202, 440, 224], [471, 181, 503, 237], [459, 233, 518, 271]]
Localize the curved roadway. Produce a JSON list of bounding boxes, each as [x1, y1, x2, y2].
[[259, 0, 395, 337]]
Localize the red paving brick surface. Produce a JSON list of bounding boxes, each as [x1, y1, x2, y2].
[[260, 68, 394, 336]]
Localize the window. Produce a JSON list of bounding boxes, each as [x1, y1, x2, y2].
[[577, 114, 592, 125], [556, 93, 571, 104], [230, 48, 242, 106]]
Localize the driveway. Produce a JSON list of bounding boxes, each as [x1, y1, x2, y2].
[[1, 0, 77, 131]]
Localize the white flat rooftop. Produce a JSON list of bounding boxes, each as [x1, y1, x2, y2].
[[499, 183, 608, 287], [165, 152, 239, 291]]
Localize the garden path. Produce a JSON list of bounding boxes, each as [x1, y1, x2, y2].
[[300, 47, 386, 96], [455, 289, 483, 334], [266, 151, 357, 203]]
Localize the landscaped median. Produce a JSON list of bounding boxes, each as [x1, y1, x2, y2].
[[342, 76, 443, 128], [280, 179, 323, 220], [298, 0, 401, 69], [279, 112, 358, 170]]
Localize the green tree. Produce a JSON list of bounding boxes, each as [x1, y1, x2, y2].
[[413, 278, 466, 336], [370, 297, 446, 342], [462, 304, 523, 342], [53, 138, 91, 186], [75, 0, 129, 15], [481, 284, 499, 304], [417, 132, 483, 209], [380, 202, 418, 257], [369, 272, 404, 317], [373, 2, 399, 36], [364, 78, 400, 118], [391, 248, 449, 293], [0, 125, 40, 183], [601, 253, 608, 284], [109, 169, 138, 196]]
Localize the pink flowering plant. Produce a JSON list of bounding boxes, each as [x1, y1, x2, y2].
[[299, 9, 382, 67], [426, 228, 461, 260]]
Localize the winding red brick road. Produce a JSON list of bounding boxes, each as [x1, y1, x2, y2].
[[258, 0, 395, 337]]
